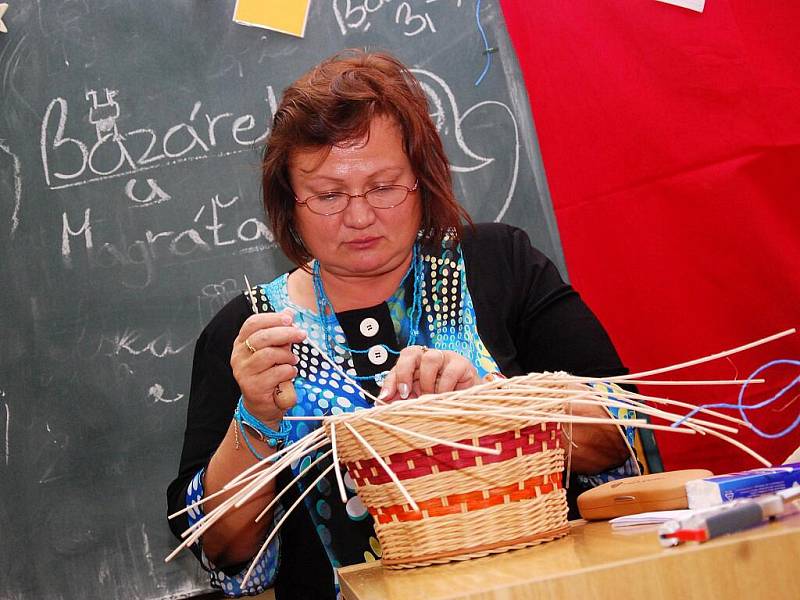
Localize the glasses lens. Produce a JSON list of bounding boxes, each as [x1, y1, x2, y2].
[[307, 193, 349, 215], [365, 185, 409, 209]]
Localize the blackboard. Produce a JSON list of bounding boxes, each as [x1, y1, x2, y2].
[[0, 2, 565, 598]]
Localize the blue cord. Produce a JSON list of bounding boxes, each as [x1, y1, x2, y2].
[[474, 0, 492, 86], [235, 397, 291, 458], [237, 421, 265, 460], [312, 242, 424, 376], [671, 359, 800, 439]]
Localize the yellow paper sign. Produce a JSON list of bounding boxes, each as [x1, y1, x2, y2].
[[233, 0, 311, 38]]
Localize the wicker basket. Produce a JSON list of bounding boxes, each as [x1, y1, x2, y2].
[[328, 379, 572, 568]]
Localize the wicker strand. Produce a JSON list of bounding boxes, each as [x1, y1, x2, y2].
[[167, 329, 795, 571]]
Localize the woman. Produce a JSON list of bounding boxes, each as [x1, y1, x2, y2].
[[167, 50, 633, 599]]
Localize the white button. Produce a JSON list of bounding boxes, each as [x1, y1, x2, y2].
[[367, 345, 388, 365], [360, 317, 379, 338]]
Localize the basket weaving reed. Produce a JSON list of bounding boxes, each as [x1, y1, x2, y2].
[[327, 378, 573, 568], [166, 328, 794, 584]]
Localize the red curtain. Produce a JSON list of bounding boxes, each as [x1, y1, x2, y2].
[[500, 0, 800, 472]]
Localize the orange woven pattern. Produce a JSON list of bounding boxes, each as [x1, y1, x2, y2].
[[376, 489, 569, 567], [372, 472, 562, 523]]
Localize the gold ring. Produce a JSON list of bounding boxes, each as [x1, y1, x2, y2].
[[245, 338, 257, 354]]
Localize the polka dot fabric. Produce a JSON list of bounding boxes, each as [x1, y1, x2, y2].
[[185, 470, 280, 597]]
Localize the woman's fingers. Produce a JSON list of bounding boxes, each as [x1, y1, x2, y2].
[[390, 346, 426, 399], [236, 324, 307, 359], [231, 309, 307, 421], [378, 346, 423, 402], [245, 324, 308, 352], [436, 356, 475, 393], [454, 370, 478, 391], [273, 380, 298, 411], [418, 348, 446, 394], [237, 310, 295, 341], [379, 347, 479, 401], [238, 363, 298, 400], [233, 308, 306, 369], [378, 369, 397, 402], [238, 364, 298, 424], [240, 346, 299, 373]]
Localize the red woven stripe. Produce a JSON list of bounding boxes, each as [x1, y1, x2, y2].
[[372, 472, 563, 524], [347, 423, 560, 486]]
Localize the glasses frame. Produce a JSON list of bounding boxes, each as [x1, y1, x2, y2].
[[295, 179, 419, 216]]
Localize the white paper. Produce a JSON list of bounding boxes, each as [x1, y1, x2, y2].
[[609, 509, 692, 528], [655, 0, 706, 13]]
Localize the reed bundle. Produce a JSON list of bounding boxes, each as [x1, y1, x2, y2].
[[167, 328, 795, 583]]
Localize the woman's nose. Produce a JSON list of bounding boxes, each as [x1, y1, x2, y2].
[[341, 194, 376, 228]]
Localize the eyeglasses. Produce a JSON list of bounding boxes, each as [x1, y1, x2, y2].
[[295, 180, 418, 216]]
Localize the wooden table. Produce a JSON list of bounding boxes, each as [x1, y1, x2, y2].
[[338, 514, 800, 600]]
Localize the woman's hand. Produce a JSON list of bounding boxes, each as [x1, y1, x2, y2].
[[378, 346, 479, 402], [203, 309, 305, 566], [562, 402, 631, 473], [231, 309, 307, 427]]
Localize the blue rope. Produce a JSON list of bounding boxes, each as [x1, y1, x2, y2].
[[312, 243, 424, 379], [234, 397, 291, 458], [237, 421, 265, 460], [474, 0, 492, 86], [671, 359, 800, 439]]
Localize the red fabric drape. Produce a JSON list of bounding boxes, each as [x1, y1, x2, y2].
[[500, 0, 800, 472]]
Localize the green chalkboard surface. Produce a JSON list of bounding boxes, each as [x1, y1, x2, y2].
[[0, 2, 563, 598]]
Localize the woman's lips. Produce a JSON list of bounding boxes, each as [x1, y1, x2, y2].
[[345, 237, 380, 249]]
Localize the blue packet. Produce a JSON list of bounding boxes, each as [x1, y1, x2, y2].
[[686, 463, 800, 509]]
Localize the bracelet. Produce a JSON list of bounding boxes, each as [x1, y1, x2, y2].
[[234, 419, 265, 460], [234, 397, 291, 456]]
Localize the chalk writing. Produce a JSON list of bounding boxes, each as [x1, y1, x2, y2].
[[96, 329, 193, 359], [198, 279, 244, 324], [93, 330, 191, 406], [148, 384, 184, 404], [2, 393, 8, 466], [333, 0, 461, 37], [0, 140, 22, 236], [125, 178, 172, 207], [461, 100, 519, 222], [61, 194, 275, 287], [411, 68, 519, 221], [86, 89, 122, 141], [140, 523, 158, 587], [40, 86, 278, 190], [395, 2, 436, 36]]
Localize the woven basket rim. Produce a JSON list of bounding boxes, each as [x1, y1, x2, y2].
[[327, 371, 576, 428]]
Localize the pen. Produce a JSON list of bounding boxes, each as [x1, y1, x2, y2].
[[658, 487, 799, 547]]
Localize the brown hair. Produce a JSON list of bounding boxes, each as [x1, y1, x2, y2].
[[262, 49, 472, 266]]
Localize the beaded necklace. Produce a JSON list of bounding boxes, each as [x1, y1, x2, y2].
[[312, 242, 424, 381]]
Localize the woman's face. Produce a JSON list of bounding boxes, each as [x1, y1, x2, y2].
[[288, 115, 422, 279]]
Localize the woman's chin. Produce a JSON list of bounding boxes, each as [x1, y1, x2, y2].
[[342, 259, 393, 277], [330, 252, 403, 278]]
